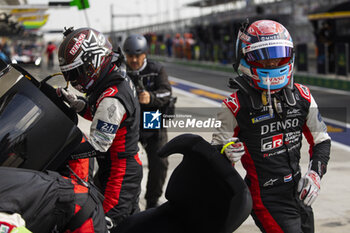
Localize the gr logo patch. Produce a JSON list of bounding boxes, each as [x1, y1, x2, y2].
[[261, 133, 284, 152]]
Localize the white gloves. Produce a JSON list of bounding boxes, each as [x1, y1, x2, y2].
[[221, 137, 245, 164], [297, 170, 321, 206], [56, 87, 86, 112]]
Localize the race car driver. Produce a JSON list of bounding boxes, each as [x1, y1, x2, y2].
[[56, 27, 142, 229], [211, 19, 331, 233]]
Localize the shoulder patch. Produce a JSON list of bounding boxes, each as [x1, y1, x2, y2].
[[96, 86, 119, 106], [295, 83, 311, 102], [224, 92, 240, 116], [96, 119, 118, 134]]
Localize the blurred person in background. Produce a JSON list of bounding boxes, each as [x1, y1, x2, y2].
[[212, 19, 331, 233], [184, 32, 195, 60], [123, 34, 173, 209], [14, 43, 23, 57], [46, 41, 56, 68], [0, 43, 10, 64], [1, 41, 11, 61], [165, 34, 173, 57], [316, 20, 335, 73], [56, 27, 142, 230], [173, 33, 184, 58]]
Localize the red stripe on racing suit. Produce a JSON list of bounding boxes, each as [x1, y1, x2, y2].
[[87, 72, 142, 225], [241, 149, 284, 233]]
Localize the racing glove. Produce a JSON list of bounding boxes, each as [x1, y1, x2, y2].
[[221, 137, 245, 164], [105, 216, 116, 230], [297, 170, 321, 206], [56, 87, 86, 113]]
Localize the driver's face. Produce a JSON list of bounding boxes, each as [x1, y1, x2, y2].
[[256, 58, 283, 68], [126, 53, 146, 70]]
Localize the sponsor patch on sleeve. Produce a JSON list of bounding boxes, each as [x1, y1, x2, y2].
[[223, 92, 240, 116], [295, 83, 311, 102], [96, 119, 118, 134]]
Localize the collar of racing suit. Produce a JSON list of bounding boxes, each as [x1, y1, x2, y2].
[[230, 75, 296, 111], [87, 63, 126, 109]]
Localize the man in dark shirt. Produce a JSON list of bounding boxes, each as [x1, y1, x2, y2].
[[123, 34, 172, 209]]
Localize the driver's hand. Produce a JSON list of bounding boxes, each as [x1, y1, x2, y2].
[[221, 137, 245, 164], [298, 170, 321, 206], [56, 87, 86, 112]]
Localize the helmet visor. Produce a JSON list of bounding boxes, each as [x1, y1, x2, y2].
[[60, 58, 90, 90], [62, 66, 84, 82], [243, 40, 293, 67]]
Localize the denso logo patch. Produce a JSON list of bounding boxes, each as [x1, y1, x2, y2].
[[261, 118, 299, 135], [261, 133, 284, 152], [69, 33, 86, 55]]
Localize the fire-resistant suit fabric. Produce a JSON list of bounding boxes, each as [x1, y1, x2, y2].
[[77, 65, 143, 226], [0, 167, 107, 233]]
